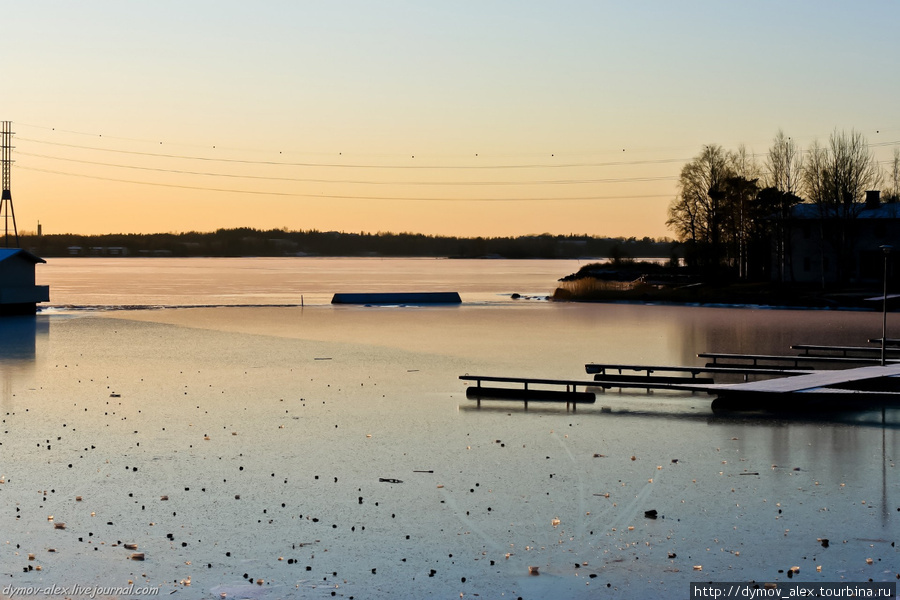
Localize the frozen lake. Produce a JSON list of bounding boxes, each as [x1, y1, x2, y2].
[[1, 258, 897, 599]]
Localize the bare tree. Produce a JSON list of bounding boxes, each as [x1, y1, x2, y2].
[[765, 130, 804, 282], [829, 129, 882, 207], [803, 139, 831, 287], [725, 145, 760, 278], [884, 147, 900, 203], [667, 144, 730, 268], [765, 130, 804, 194], [802, 129, 883, 284], [666, 191, 700, 245], [668, 144, 768, 276], [802, 138, 830, 206]]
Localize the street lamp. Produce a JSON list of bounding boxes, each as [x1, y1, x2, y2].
[[880, 245, 893, 366]]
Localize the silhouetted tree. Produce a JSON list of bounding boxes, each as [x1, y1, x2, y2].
[[725, 146, 762, 278], [668, 144, 771, 277], [765, 130, 804, 282], [667, 144, 730, 270], [802, 129, 882, 284], [884, 147, 900, 203]]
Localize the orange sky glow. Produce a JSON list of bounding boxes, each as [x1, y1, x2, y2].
[[4, 2, 899, 239]]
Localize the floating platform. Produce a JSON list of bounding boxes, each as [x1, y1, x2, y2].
[[462, 363, 900, 412], [711, 363, 900, 395], [586, 363, 814, 380], [460, 375, 597, 410], [697, 352, 894, 368], [792, 344, 900, 357], [331, 292, 461, 305], [463, 341, 900, 413]]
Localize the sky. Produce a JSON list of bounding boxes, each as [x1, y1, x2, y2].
[[3, 1, 899, 239]]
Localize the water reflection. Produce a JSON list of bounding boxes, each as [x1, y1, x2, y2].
[[460, 399, 898, 528], [0, 315, 49, 404], [459, 398, 900, 427], [0, 315, 47, 360]]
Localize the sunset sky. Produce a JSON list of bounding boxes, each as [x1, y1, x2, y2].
[[4, 1, 899, 238]]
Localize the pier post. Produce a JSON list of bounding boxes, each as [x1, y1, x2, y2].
[[881, 245, 892, 366]]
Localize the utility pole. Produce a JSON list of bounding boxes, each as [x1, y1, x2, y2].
[[1, 121, 19, 248]]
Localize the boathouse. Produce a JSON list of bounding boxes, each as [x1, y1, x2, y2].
[[0, 248, 50, 315]]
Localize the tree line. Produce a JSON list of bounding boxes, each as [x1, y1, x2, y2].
[[667, 129, 900, 282], [19, 229, 676, 260]]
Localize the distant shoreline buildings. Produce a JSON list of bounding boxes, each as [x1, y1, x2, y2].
[[18, 229, 677, 261]]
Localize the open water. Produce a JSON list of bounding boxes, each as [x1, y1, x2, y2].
[[0, 258, 897, 599]]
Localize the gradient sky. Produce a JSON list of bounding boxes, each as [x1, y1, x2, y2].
[[4, 1, 899, 238]]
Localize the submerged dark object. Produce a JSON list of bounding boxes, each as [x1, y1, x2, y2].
[[378, 478, 403, 484], [331, 292, 461, 305], [465, 386, 595, 403]]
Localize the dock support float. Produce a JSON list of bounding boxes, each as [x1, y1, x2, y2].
[[462, 375, 595, 411]]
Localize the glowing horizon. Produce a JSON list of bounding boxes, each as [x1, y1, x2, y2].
[[5, 2, 899, 239]]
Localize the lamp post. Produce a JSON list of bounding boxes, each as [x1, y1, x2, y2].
[[880, 245, 893, 366]]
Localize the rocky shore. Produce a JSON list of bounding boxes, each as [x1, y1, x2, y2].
[[552, 262, 891, 310]]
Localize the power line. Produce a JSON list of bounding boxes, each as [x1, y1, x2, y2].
[[18, 121, 898, 160], [17, 152, 677, 186], [17, 166, 674, 202], [16, 121, 700, 160], [17, 137, 689, 170]]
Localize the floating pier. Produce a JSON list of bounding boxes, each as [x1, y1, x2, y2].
[[791, 344, 900, 357], [461, 341, 900, 412], [585, 363, 814, 381], [697, 352, 894, 368], [332, 292, 461, 305], [460, 375, 597, 410], [709, 363, 900, 409]]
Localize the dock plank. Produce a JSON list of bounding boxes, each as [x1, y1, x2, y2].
[[459, 374, 715, 394], [593, 373, 715, 385], [698, 352, 896, 366], [792, 344, 900, 356], [586, 363, 813, 376], [713, 364, 900, 393]]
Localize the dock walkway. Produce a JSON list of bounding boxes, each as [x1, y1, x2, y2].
[[791, 344, 900, 356], [713, 363, 900, 394], [460, 346, 900, 411], [458, 374, 716, 410], [459, 375, 598, 410], [586, 363, 813, 380], [698, 352, 896, 367]]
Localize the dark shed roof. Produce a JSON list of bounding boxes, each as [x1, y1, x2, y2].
[[0, 248, 47, 264]]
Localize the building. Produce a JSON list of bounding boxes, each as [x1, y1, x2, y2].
[[783, 191, 900, 284], [0, 248, 50, 315]]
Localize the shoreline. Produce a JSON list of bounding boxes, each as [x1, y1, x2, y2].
[[551, 281, 893, 312]]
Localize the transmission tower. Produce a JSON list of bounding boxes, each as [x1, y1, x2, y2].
[[1, 121, 18, 248]]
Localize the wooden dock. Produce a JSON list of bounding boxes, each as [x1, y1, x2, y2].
[[791, 344, 900, 356], [459, 375, 598, 410], [712, 363, 900, 394], [458, 373, 717, 410], [708, 363, 900, 409], [461, 343, 900, 412], [698, 352, 896, 368], [586, 363, 814, 381]]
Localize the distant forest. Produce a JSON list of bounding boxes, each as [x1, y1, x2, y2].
[[18, 228, 677, 260]]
